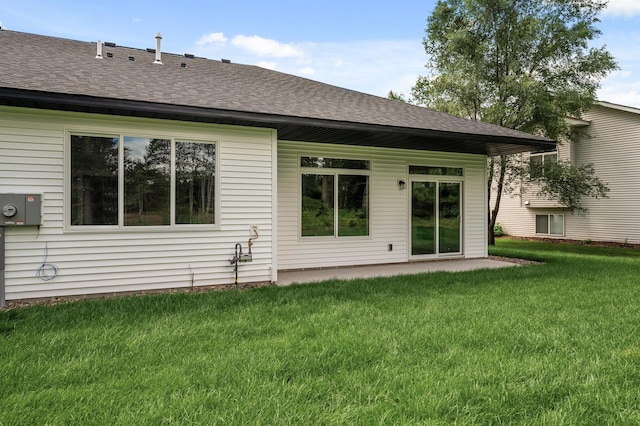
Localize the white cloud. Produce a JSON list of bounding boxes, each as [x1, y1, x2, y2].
[[288, 39, 426, 97], [599, 74, 640, 108], [298, 67, 315, 76], [257, 61, 277, 70], [231, 35, 304, 58], [609, 70, 633, 79], [196, 32, 228, 47], [603, 0, 640, 16], [191, 32, 425, 98], [598, 86, 640, 107]]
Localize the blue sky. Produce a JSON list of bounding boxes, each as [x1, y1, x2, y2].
[[2, 0, 640, 107]]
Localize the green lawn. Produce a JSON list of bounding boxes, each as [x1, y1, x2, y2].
[[1, 239, 640, 424]]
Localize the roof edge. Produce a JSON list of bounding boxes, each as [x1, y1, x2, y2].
[[0, 88, 556, 154], [596, 100, 640, 115]]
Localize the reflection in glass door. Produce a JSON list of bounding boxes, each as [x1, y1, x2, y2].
[[411, 181, 461, 256], [438, 182, 461, 254], [411, 182, 436, 255]]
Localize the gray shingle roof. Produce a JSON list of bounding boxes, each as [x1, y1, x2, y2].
[[0, 30, 554, 155]]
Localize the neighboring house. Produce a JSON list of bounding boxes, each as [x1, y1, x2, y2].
[[496, 101, 640, 245], [0, 30, 553, 305]]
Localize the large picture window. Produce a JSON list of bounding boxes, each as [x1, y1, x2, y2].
[[301, 157, 370, 237], [70, 133, 216, 228]]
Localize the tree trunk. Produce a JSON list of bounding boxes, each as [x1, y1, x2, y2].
[[488, 156, 507, 245], [487, 157, 495, 243], [321, 176, 330, 208]]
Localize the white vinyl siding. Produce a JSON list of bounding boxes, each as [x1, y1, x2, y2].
[[2, 105, 494, 301], [277, 141, 487, 270], [0, 107, 275, 300], [566, 105, 640, 244], [497, 103, 640, 245], [518, 142, 571, 209]]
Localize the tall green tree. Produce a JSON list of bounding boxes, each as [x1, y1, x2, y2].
[[410, 0, 617, 244]]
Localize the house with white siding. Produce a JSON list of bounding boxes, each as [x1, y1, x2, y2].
[[0, 30, 554, 306], [496, 101, 640, 245]]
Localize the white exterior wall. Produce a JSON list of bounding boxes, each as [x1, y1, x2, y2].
[[277, 141, 488, 270], [1, 105, 493, 301], [497, 142, 572, 236], [0, 107, 275, 300], [566, 105, 640, 244], [497, 104, 640, 244]]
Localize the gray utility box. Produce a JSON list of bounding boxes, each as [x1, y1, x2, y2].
[[0, 194, 42, 226]]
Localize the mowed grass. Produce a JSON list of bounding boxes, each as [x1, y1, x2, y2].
[[1, 239, 640, 424]]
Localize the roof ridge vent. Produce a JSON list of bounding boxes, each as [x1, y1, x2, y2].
[[221, 58, 231, 64], [154, 33, 162, 64], [96, 40, 103, 59], [104, 41, 116, 47]]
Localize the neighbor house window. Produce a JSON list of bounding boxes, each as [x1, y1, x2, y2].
[[300, 156, 370, 237], [530, 151, 557, 178], [536, 214, 564, 236], [70, 133, 216, 227]]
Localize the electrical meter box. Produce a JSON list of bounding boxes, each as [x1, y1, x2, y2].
[[0, 194, 42, 226]]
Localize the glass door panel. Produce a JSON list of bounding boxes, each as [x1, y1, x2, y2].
[[411, 181, 436, 255], [411, 180, 462, 256], [439, 182, 461, 254]]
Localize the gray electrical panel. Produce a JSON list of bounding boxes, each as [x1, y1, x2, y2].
[[0, 194, 42, 226]]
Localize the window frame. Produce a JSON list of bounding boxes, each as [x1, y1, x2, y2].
[[65, 129, 219, 232], [299, 155, 371, 239], [409, 165, 464, 177], [529, 151, 558, 178], [535, 213, 565, 236]]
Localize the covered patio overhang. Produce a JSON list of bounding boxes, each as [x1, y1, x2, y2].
[[1, 88, 556, 156]]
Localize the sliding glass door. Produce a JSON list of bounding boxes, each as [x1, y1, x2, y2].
[[411, 180, 461, 256]]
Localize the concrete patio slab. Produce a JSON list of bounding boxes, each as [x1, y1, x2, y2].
[[277, 257, 519, 286]]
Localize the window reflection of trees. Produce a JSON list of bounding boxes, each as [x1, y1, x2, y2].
[[70, 135, 119, 225], [176, 142, 216, 224], [300, 157, 370, 237], [71, 134, 216, 227], [124, 138, 171, 226]]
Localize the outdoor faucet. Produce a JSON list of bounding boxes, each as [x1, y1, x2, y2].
[[228, 228, 259, 287]]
